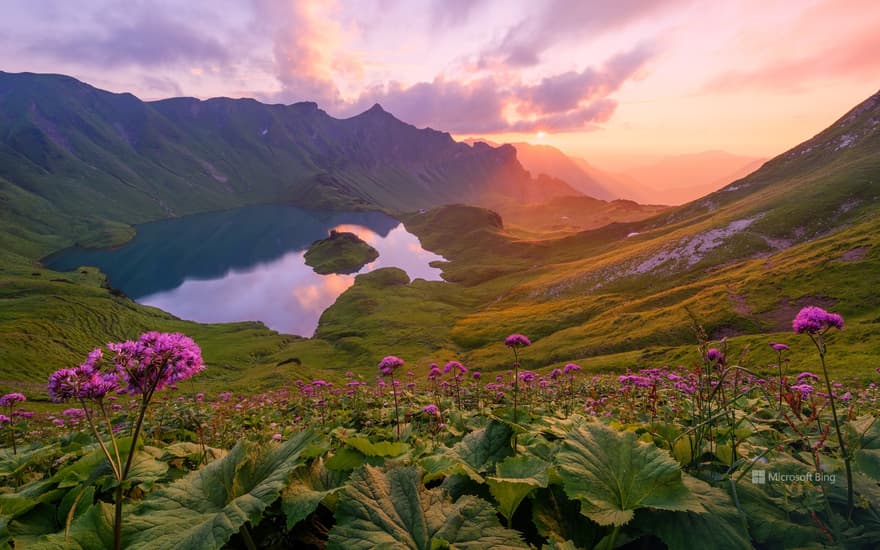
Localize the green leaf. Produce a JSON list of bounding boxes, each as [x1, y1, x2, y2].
[[344, 437, 409, 458], [50, 442, 122, 489], [733, 479, 822, 547], [851, 416, 880, 480], [27, 501, 115, 550], [327, 465, 527, 549], [632, 475, 751, 550], [532, 484, 599, 549], [556, 422, 703, 526], [422, 421, 513, 483], [0, 443, 60, 479], [671, 437, 694, 466], [326, 446, 366, 471], [0, 479, 60, 521], [486, 455, 550, 524], [282, 457, 349, 529], [124, 429, 315, 550], [161, 442, 225, 464], [125, 447, 170, 491]]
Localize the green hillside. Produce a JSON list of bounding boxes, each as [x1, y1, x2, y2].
[[1, 75, 878, 397]]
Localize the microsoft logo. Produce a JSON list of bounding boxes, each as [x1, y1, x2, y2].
[[748, 469, 835, 485]]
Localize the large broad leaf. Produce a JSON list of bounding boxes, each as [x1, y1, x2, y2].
[[486, 455, 550, 524], [327, 465, 527, 549], [282, 457, 349, 529], [421, 421, 513, 483], [532, 484, 600, 549], [733, 479, 821, 547], [0, 479, 57, 520], [325, 446, 367, 471], [0, 443, 60, 479], [344, 437, 409, 458], [125, 447, 170, 491], [25, 501, 115, 550], [851, 416, 880, 480], [556, 422, 702, 526], [631, 475, 751, 550], [124, 429, 315, 550]]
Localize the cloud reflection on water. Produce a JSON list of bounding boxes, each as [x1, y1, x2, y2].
[[139, 223, 444, 336]]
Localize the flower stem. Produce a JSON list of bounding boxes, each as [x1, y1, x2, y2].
[[812, 334, 853, 517], [100, 401, 123, 476], [80, 401, 121, 480], [512, 348, 519, 455], [776, 350, 784, 410], [391, 376, 401, 441]]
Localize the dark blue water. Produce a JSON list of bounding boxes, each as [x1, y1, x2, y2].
[[45, 205, 445, 336]]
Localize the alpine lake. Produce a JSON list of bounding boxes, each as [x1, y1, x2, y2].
[[45, 205, 446, 336]]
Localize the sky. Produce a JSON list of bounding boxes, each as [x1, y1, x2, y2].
[[2, 0, 878, 164]]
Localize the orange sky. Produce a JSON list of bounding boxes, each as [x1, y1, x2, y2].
[[1, 0, 878, 162]]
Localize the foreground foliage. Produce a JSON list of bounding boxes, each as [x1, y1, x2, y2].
[[1, 316, 879, 549]]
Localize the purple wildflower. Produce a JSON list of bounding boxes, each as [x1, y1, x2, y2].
[[422, 404, 440, 416], [0, 393, 26, 408], [707, 348, 724, 364], [472, 371, 481, 380], [443, 361, 467, 375], [793, 306, 844, 334], [428, 364, 442, 380], [47, 368, 80, 402], [564, 363, 582, 374], [378, 356, 404, 376], [519, 371, 536, 383], [110, 332, 204, 394], [769, 342, 790, 351], [0, 414, 9, 425], [62, 408, 86, 419], [797, 372, 820, 382], [505, 334, 531, 348]]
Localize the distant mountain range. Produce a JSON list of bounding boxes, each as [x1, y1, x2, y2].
[[614, 151, 766, 205], [0, 71, 578, 257], [469, 139, 765, 205]]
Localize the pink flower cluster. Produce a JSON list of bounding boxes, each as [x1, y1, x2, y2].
[[792, 306, 844, 334], [48, 332, 204, 403], [504, 334, 531, 348], [378, 355, 404, 376], [110, 332, 204, 394]]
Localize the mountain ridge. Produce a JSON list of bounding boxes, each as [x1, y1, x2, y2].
[[0, 70, 580, 258]]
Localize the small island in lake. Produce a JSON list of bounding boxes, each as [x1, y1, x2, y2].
[[304, 230, 380, 275]]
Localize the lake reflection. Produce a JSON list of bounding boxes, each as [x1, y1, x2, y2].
[[45, 206, 446, 336]]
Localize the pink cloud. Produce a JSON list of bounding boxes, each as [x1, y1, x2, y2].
[[348, 43, 653, 133], [257, 0, 364, 107], [256, 1, 654, 134], [480, 0, 677, 68], [517, 44, 652, 114]]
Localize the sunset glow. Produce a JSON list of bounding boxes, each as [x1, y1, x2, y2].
[[1, 0, 877, 163]]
